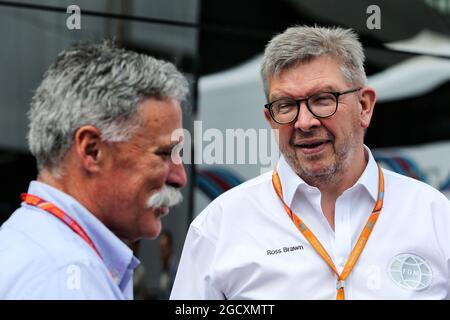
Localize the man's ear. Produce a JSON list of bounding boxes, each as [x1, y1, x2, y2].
[[359, 87, 376, 129], [74, 125, 103, 173]]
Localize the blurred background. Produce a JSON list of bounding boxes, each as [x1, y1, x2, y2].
[[0, 0, 449, 299]]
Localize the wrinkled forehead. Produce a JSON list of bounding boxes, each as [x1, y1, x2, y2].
[[133, 97, 184, 141], [267, 56, 348, 99]]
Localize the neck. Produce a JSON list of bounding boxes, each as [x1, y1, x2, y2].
[[318, 147, 368, 231], [322, 148, 368, 196], [37, 168, 106, 223], [37, 169, 67, 194]]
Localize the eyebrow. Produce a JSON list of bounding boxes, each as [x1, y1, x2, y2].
[[156, 139, 183, 152], [270, 85, 339, 101]]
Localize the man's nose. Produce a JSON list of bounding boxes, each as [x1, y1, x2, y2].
[[293, 101, 321, 132], [167, 162, 187, 189]]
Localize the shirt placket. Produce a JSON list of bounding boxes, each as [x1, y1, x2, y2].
[[334, 193, 353, 298]]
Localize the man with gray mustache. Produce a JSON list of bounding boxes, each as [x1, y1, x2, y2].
[[147, 185, 185, 217], [0, 41, 188, 299]]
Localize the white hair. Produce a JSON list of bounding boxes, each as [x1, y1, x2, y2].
[[28, 40, 189, 172], [261, 25, 367, 98], [146, 184, 183, 208]]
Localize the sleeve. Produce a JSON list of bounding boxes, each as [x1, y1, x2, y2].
[[170, 225, 225, 300], [431, 194, 450, 256], [426, 190, 450, 299]]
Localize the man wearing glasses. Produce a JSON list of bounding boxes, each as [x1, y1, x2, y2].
[[171, 26, 450, 299]]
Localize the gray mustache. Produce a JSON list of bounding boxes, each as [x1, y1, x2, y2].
[[146, 185, 183, 208]]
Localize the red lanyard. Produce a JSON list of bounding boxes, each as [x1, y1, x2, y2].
[[21, 193, 103, 260], [272, 164, 384, 300]]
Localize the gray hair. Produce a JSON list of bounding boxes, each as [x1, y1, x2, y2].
[[261, 25, 367, 98], [28, 40, 189, 172]]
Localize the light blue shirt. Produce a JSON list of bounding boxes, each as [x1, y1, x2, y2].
[[0, 181, 140, 299]]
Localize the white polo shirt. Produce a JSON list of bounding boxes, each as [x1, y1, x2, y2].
[[171, 147, 450, 300]]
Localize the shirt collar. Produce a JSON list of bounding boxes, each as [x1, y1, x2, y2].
[[26, 181, 140, 286], [276, 145, 379, 207], [356, 145, 379, 202], [276, 155, 307, 207]]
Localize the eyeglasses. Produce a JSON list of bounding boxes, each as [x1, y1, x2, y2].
[[264, 87, 361, 124]]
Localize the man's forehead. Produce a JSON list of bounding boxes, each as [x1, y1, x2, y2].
[[268, 60, 345, 100], [138, 100, 182, 129]]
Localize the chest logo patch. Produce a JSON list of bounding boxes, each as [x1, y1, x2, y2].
[[388, 253, 432, 291]]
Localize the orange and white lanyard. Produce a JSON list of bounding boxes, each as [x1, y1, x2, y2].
[[272, 164, 384, 300], [21, 193, 103, 260]]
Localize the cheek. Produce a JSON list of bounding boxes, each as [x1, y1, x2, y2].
[[277, 126, 293, 146], [142, 169, 169, 194], [330, 118, 359, 146], [323, 112, 351, 140]]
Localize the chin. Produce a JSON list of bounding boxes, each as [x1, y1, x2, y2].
[[141, 217, 162, 240], [288, 155, 328, 175], [305, 164, 340, 184]]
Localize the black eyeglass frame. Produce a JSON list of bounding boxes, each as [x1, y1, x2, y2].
[[264, 87, 362, 124]]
